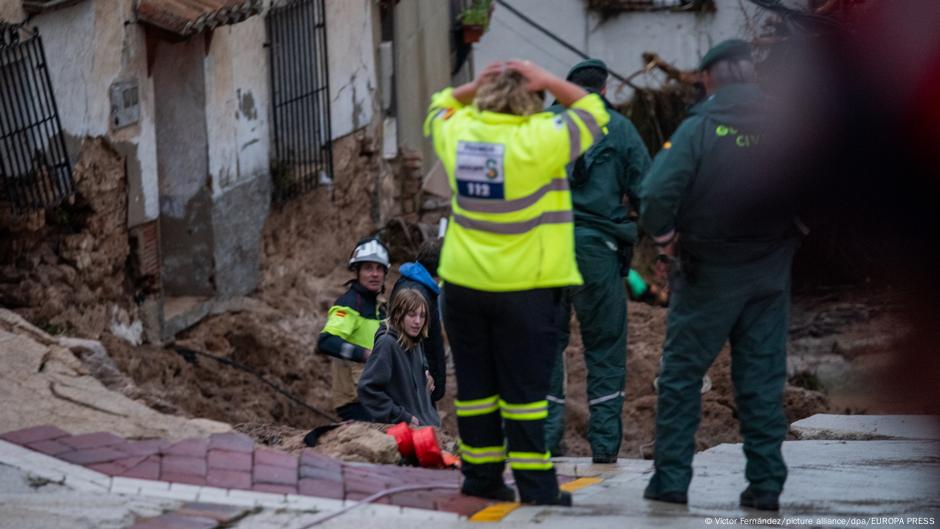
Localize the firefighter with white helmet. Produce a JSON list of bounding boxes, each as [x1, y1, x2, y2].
[[316, 237, 390, 421]]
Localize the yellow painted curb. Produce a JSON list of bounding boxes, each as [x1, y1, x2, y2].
[[468, 478, 603, 522], [469, 502, 520, 522], [560, 476, 603, 492]]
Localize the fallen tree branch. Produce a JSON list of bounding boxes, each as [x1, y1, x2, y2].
[[640, 52, 701, 85]]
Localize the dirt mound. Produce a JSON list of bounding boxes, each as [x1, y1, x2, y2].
[[103, 304, 338, 431], [0, 308, 228, 439], [310, 422, 400, 464], [102, 131, 397, 436], [233, 422, 310, 452], [543, 300, 833, 459]]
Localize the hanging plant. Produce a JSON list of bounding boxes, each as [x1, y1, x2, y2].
[[458, 0, 493, 44]]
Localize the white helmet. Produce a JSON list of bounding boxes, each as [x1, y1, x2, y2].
[[348, 237, 390, 270]]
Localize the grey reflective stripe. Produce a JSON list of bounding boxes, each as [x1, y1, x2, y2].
[[571, 108, 604, 145], [546, 395, 565, 404], [464, 449, 505, 459], [562, 112, 580, 161], [456, 178, 569, 214], [456, 402, 497, 412], [588, 391, 625, 406], [508, 456, 550, 464], [452, 210, 574, 235], [501, 404, 548, 415]]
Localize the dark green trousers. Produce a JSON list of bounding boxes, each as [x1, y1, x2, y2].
[[646, 243, 795, 496], [546, 229, 628, 458]]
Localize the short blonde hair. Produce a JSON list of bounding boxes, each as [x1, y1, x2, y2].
[[387, 288, 428, 350], [474, 70, 544, 116]]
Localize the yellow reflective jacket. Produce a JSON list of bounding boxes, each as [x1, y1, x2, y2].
[[425, 88, 609, 291]]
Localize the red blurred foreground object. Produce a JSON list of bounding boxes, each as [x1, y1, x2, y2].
[[441, 451, 461, 468], [413, 427, 443, 468], [387, 422, 415, 458], [385, 423, 460, 469]]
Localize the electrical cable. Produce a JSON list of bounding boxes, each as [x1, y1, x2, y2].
[[493, 0, 630, 84], [297, 482, 462, 528], [173, 345, 340, 423]]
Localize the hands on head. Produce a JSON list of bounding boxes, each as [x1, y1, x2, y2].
[[454, 59, 587, 107], [471, 60, 552, 92]]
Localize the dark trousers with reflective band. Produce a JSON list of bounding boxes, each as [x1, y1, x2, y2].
[[443, 283, 561, 504], [648, 243, 794, 496], [546, 231, 628, 458]]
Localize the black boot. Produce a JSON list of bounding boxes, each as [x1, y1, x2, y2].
[[526, 490, 572, 506], [740, 486, 780, 511], [643, 483, 688, 504], [461, 480, 517, 502], [592, 454, 618, 464]]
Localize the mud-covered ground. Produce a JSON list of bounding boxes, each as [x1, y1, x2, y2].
[[102, 270, 912, 458], [0, 136, 919, 461]]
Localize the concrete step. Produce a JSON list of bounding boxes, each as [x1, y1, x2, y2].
[[791, 414, 940, 441]]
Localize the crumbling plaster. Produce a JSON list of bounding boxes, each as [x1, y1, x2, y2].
[[327, 0, 377, 139], [204, 16, 271, 198], [29, 0, 160, 225]]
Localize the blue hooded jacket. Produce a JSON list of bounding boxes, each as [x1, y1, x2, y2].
[[399, 262, 440, 295]]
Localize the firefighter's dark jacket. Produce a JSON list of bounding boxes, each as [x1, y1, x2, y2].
[[317, 282, 383, 362]]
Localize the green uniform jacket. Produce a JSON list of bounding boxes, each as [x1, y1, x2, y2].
[[639, 83, 795, 264], [550, 98, 652, 246]]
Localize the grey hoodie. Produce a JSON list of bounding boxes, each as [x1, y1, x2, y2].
[[357, 325, 441, 427]]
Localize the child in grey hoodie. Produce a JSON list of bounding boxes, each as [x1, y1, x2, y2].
[[357, 288, 441, 427]]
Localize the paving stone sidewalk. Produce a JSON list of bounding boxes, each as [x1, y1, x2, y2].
[[0, 425, 490, 521]]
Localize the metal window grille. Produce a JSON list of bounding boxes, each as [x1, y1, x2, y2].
[[0, 23, 73, 214], [266, 0, 333, 203]]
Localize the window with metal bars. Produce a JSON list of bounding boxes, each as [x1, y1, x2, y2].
[[266, 0, 333, 203], [0, 22, 73, 215]]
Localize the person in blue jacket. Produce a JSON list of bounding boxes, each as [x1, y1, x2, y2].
[[389, 238, 445, 403]]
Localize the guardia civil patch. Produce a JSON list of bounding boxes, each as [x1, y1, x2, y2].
[[455, 141, 505, 200]]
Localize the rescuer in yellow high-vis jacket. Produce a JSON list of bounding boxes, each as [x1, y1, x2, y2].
[[316, 237, 389, 421], [425, 60, 609, 507]]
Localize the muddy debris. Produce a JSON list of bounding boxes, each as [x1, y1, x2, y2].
[[309, 422, 400, 464], [0, 138, 139, 340]]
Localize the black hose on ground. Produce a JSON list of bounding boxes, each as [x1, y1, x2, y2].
[[173, 345, 340, 423]]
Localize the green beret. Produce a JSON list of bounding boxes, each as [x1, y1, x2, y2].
[[566, 58, 608, 80], [699, 39, 752, 71]]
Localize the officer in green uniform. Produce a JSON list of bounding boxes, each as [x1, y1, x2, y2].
[[545, 59, 652, 463], [639, 40, 800, 511]]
